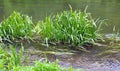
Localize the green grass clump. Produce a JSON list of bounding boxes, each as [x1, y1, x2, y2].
[[36, 8, 98, 46], [13, 61, 83, 71], [0, 44, 24, 71], [33, 60, 83, 71], [0, 11, 33, 40], [13, 60, 83, 71]]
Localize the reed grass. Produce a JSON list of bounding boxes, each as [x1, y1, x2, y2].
[[0, 11, 33, 40], [36, 8, 98, 46]]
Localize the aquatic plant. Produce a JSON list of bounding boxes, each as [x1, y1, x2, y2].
[[36, 8, 99, 46], [13, 60, 83, 71], [108, 26, 120, 42], [10, 45, 24, 67], [0, 44, 83, 71], [0, 44, 24, 71], [33, 60, 67, 71], [0, 11, 33, 40]]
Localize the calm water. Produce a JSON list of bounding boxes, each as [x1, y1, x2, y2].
[[0, 0, 120, 33]]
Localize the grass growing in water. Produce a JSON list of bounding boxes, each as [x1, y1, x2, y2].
[[0, 44, 24, 70], [0, 11, 33, 41], [13, 60, 83, 71], [36, 8, 98, 46], [0, 44, 83, 71]]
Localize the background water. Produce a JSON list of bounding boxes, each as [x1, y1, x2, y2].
[[0, 0, 120, 33]]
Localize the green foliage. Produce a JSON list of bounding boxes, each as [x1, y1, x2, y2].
[[13, 66, 33, 71], [32, 60, 83, 71], [0, 44, 83, 71], [10, 45, 24, 66], [13, 60, 83, 71], [0, 47, 5, 71], [0, 44, 23, 71], [33, 60, 62, 71], [36, 8, 98, 46], [0, 11, 33, 40], [0, 45, 11, 71]]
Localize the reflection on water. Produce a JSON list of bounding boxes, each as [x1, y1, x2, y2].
[[0, 0, 120, 33]]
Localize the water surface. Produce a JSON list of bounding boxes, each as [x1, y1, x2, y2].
[[0, 0, 120, 33]]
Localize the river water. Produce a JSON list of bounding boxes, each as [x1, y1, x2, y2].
[[0, 0, 120, 71], [0, 0, 120, 33]]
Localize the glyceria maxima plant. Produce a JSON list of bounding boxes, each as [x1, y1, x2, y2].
[[38, 8, 98, 46], [0, 11, 33, 40]]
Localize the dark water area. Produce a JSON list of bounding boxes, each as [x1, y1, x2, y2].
[[0, 0, 120, 33]]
